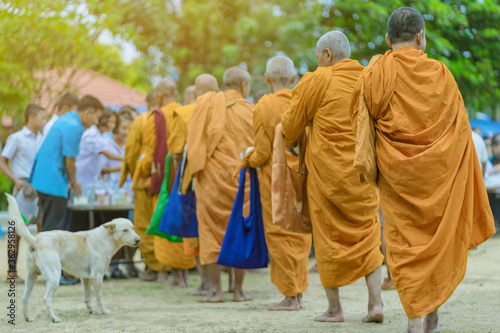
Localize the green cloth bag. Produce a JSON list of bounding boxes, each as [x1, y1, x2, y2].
[[146, 153, 182, 242]]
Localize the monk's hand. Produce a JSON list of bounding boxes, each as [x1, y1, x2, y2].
[[172, 153, 182, 171]]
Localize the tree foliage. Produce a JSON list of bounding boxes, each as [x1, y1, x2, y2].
[[0, 0, 150, 121], [1, 0, 499, 119]]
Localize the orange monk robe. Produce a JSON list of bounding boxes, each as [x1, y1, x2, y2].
[[119, 112, 148, 190], [243, 89, 312, 297], [118, 112, 166, 271], [168, 103, 197, 155], [281, 60, 383, 289], [168, 102, 200, 257], [349, 46, 495, 318], [137, 101, 196, 270], [187, 90, 254, 265]]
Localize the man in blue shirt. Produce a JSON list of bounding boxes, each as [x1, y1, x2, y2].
[[30, 95, 103, 231]]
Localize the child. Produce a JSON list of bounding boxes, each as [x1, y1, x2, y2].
[[0, 104, 46, 283], [101, 110, 137, 278], [75, 108, 123, 190]]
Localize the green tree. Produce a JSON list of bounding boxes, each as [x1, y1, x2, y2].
[[93, 0, 499, 114], [1, 0, 499, 117], [0, 0, 150, 121]]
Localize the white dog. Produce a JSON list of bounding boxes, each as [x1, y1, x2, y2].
[[6, 193, 140, 323]]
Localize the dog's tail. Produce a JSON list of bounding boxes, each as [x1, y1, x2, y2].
[[6, 193, 37, 250]]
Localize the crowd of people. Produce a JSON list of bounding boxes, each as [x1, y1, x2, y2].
[[2, 6, 496, 333]]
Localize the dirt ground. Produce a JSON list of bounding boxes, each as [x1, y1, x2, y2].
[[0, 227, 499, 333]]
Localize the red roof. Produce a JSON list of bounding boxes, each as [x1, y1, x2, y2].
[[34, 68, 147, 114]]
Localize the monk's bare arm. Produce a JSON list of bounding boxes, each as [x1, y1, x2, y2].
[[281, 73, 317, 146], [137, 114, 156, 178], [123, 121, 142, 176]]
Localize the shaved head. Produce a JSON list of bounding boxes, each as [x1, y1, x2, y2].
[[146, 91, 158, 110], [183, 85, 196, 104], [316, 31, 351, 61], [266, 56, 295, 85], [223, 67, 251, 90], [387, 7, 425, 44], [156, 78, 177, 97], [155, 78, 177, 106], [194, 74, 219, 97]]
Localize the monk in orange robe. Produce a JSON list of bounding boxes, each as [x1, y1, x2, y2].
[[349, 8, 495, 333], [281, 31, 384, 323], [238, 56, 312, 311], [135, 78, 196, 288], [119, 91, 170, 282], [169, 75, 220, 295], [187, 67, 254, 302]]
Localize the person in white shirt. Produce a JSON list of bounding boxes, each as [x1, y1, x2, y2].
[[0, 104, 46, 283], [71, 108, 124, 237], [75, 108, 123, 190], [471, 129, 488, 177], [42, 92, 79, 141]]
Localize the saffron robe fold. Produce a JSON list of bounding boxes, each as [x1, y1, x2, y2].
[[151, 108, 168, 194], [238, 89, 312, 296], [350, 46, 495, 318], [187, 90, 254, 265], [168, 103, 197, 155], [170, 102, 199, 256], [119, 112, 167, 272], [281, 60, 383, 288], [139, 101, 196, 270], [120, 113, 147, 189]]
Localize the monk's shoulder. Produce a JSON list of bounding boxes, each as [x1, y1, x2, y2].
[[131, 113, 145, 129], [292, 70, 319, 95], [174, 103, 195, 115], [192, 92, 217, 115], [423, 55, 452, 73], [196, 91, 218, 104], [236, 98, 255, 111], [255, 93, 275, 110]]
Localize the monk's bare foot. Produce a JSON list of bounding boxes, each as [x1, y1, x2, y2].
[[362, 305, 384, 323], [198, 291, 224, 303], [309, 263, 318, 273], [139, 269, 158, 282], [408, 318, 422, 333], [268, 296, 300, 311], [314, 310, 344, 322], [233, 290, 252, 302], [165, 278, 188, 289], [165, 283, 187, 289], [423, 310, 441, 333], [155, 271, 168, 283], [381, 277, 394, 290], [189, 286, 211, 296]]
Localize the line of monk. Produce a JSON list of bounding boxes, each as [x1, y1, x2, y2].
[[118, 6, 495, 333]]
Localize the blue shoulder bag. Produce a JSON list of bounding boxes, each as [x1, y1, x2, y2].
[[216, 167, 268, 269], [158, 150, 199, 237]]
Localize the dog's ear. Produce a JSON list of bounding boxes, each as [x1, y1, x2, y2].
[[103, 223, 116, 234]]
